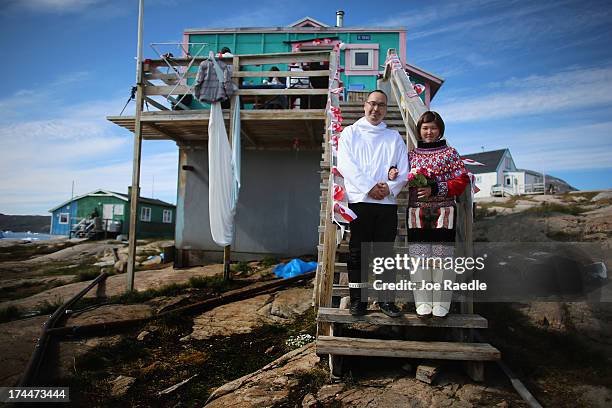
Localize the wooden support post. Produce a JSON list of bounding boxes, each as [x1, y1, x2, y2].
[[126, 0, 145, 292], [416, 361, 441, 384], [223, 245, 231, 281], [221, 56, 241, 283]]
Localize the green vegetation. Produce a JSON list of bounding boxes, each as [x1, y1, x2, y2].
[[480, 303, 612, 392], [232, 261, 253, 274], [260, 256, 280, 268], [526, 202, 587, 216], [0, 241, 75, 262], [0, 305, 21, 323], [279, 367, 331, 408], [65, 306, 318, 407]]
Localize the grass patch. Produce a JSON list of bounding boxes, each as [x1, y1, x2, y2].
[[480, 303, 612, 394], [562, 191, 598, 202], [477, 196, 523, 210], [475, 206, 497, 220], [279, 367, 331, 408], [0, 241, 75, 262], [188, 275, 234, 291], [74, 265, 105, 282], [36, 298, 66, 315], [232, 261, 253, 274], [260, 256, 280, 268], [65, 306, 318, 407], [0, 305, 22, 323], [525, 202, 587, 216], [546, 230, 583, 242]]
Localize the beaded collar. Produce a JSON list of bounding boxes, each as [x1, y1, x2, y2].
[[414, 139, 448, 153]]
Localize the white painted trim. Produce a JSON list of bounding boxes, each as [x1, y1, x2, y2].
[[140, 206, 152, 222], [348, 49, 375, 71], [58, 213, 70, 224]]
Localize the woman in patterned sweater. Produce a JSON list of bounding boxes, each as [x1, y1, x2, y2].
[[390, 111, 469, 317]]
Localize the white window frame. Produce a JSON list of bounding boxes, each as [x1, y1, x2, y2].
[[59, 213, 69, 224], [114, 204, 124, 216], [140, 207, 151, 222], [349, 49, 375, 71], [162, 209, 173, 224]]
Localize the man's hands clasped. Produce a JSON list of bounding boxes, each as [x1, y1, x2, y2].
[[368, 182, 391, 200]]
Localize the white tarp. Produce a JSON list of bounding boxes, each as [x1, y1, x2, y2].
[[208, 101, 240, 246]]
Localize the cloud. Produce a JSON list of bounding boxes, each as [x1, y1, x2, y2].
[[5, 0, 103, 13], [436, 66, 612, 122], [0, 149, 178, 215], [454, 121, 612, 175], [0, 70, 176, 215]]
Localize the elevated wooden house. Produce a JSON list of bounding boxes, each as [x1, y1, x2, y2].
[[108, 14, 443, 264], [108, 10, 499, 380]]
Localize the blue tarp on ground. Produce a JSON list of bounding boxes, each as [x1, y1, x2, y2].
[[274, 258, 317, 279]]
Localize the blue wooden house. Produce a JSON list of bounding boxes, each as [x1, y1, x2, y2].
[[49, 189, 175, 238]]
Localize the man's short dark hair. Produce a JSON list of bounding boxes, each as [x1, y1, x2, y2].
[[367, 89, 388, 101]]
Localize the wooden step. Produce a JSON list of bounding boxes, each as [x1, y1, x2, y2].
[[318, 308, 488, 328], [316, 336, 501, 361], [332, 285, 349, 297]]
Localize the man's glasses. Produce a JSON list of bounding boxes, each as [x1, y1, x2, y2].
[[365, 101, 387, 108]]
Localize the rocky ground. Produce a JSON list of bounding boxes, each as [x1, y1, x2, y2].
[[0, 190, 611, 407]]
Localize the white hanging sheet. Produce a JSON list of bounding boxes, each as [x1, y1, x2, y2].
[[208, 101, 240, 246]]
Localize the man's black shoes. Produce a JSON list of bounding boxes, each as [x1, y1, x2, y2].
[[379, 302, 402, 318], [349, 299, 368, 316]]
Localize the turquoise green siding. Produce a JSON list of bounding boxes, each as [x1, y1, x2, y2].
[[187, 31, 400, 96], [51, 194, 175, 238]]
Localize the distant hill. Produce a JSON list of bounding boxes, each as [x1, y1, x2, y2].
[[0, 214, 51, 233]]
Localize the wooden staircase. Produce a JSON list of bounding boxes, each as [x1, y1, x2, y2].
[[313, 49, 500, 381]]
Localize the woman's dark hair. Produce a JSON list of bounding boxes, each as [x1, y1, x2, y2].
[[416, 111, 445, 138], [221, 47, 231, 54]]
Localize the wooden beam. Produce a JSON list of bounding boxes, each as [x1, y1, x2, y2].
[[166, 95, 191, 110], [241, 54, 328, 66], [145, 86, 328, 97], [143, 50, 330, 69], [134, 110, 324, 122], [237, 88, 328, 96], [416, 362, 441, 384], [241, 128, 256, 147], [145, 85, 190, 95], [232, 70, 330, 78], [316, 336, 501, 361], [144, 122, 185, 143], [126, 0, 144, 293], [317, 308, 488, 328], [144, 96, 169, 111]]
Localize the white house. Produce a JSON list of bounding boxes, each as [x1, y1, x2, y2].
[[463, 149, 575, 198]]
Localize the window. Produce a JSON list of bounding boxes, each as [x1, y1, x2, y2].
[[114, 204, 124, 216], [140, 207, 151, 222], [349, 49, 374, 70], [59, 213, 69, 224], [162, 209, 173, 224]]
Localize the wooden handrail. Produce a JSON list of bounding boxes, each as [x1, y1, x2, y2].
[[382, 48, 426, 150]]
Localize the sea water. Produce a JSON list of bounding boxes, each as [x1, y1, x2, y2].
[[0, 231, 55, 241]]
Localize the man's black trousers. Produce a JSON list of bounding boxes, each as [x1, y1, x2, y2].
[[348, 202, 397, 302]]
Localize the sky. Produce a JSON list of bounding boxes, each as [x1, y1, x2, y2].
[[0, 0, 611, 215]]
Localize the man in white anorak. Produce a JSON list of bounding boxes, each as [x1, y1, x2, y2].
[[337, 90, 408, 316]]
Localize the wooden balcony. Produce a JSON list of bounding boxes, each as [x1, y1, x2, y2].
[[107, 51, 331, 149]]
